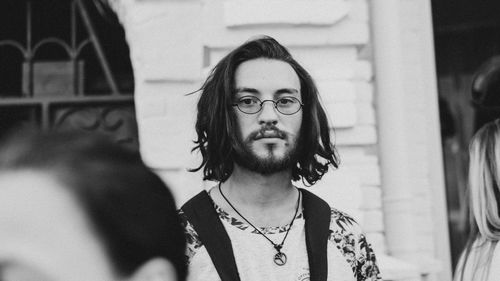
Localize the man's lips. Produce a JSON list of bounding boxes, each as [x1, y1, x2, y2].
[[252, 129, 286, 140]]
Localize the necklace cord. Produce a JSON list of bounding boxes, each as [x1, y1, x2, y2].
[[218, 182, 301, 253]]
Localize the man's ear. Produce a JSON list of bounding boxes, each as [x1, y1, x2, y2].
[[128, 258, 177, 281]]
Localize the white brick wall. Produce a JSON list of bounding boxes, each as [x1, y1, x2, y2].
[[223, 0, 350, 27]]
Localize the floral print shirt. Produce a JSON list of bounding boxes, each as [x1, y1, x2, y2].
[[179, 193, 382, 281]]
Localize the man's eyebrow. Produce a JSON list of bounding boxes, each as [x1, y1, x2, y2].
[[276, 88, 299, 95], [234, 87, 259, 94]]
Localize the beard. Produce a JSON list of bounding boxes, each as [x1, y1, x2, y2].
[[233, 125, 300, 175]]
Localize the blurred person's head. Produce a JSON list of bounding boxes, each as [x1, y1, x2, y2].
[[455, 118, 500, 281], [190, 35, 339, 185], [0, 130, 186, 281]]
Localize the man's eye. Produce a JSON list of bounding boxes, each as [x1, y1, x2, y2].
[[278, 98, 296, 105], [239, 97, 258, 105]]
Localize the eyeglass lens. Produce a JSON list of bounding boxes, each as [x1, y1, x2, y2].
[[235, 96, 302, 115]]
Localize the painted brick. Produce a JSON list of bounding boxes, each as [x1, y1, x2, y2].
[[353, 60, 373, 81], [334, 125, 377, 145], [126, 1, 203, 81], [137, 96, 167, 119], [138, 92, 199, 169], [209, 22, 370, 48], [356, 102, 376, 125], [416, 233, 436, 253], [414, 212, 434, 235], [355, 81, 374, 103], [207, 46, 357, 70], [325, 102, 357, 128], [358, 43, 373, 61], [402, 31, 421, 64], [336, 146, 366, 164], [139, 117, 191, 168], [208, 46, 359, 81], [155, 169, 205, 207], [134, 81, 199, 117], [298, 167, 362, 217], [336, 148, 378, 165], [206, 48, 233, 67], [363, 210, 384, 232], [365, 232, 387, 255], [309, 62, 357, 80], [350, 164, 381, 186], [202, 1, 369, 47], [208, 48, 361, 81], [401, 0, 423, 31], [377, 255, 420, 280], [290, 46, 358, 71], [349, 0, 369, 22], [223, 0, 350, 27], [361, 185, 382, 209], [317, 81, 356, 103]]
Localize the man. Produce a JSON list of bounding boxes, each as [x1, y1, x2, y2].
[[180, 36, 381, 281], [0, 131, 186, 281]]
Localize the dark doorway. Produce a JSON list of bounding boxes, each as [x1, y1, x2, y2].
[[432, 0, 500, 270]]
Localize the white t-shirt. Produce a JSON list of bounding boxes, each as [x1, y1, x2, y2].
[[180, 191, 381, 281]]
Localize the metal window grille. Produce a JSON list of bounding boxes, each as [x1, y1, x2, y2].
[[0, 0, 137, 149]]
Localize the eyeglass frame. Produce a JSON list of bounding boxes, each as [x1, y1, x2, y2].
[[232, 95, 304, 115]]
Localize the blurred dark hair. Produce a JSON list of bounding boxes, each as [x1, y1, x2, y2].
[[471, 56, 500, 130], [472, 56, 500, 107], [190, 35, 339, 185], [0, 130, 187, 281]]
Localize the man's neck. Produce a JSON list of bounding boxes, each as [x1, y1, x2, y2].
[[210, 164, 299, 227]]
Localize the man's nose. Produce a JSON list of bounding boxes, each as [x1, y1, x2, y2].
[[258, 100, 279, 125]]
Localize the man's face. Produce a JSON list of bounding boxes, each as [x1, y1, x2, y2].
[[233, 58, 303, 174], [0, 171, 118, 281]]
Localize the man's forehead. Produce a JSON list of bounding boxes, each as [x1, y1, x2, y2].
[[234, 58, 300, 93]]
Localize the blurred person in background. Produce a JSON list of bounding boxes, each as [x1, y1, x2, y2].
[[454, 118, 500, 281], [0, 130, 187, 281]]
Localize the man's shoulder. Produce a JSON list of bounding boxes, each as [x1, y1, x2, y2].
[[328, 207, 382, 280], [178, 208, 203, 263], [329, 207, 362, 234]]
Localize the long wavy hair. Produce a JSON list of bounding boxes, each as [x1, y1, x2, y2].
[[190, 36, 339, 185], [455, 119, 500, 281]]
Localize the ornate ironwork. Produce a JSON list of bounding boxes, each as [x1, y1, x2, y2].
[[0, 0, 137, 149], [53, 104, 138, 148]]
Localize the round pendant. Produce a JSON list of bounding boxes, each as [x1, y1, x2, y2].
[[273, 251, 287, 266]]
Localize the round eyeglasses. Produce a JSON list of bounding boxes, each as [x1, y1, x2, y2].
[[232, 96, 303, 115]]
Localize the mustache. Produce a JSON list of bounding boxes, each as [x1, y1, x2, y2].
[[249, 125, 287, 140]]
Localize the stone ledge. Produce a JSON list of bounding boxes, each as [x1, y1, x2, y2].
[[223, 0, 350, 27]]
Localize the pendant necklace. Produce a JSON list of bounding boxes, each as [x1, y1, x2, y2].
[[219, 183, 301, 266]]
